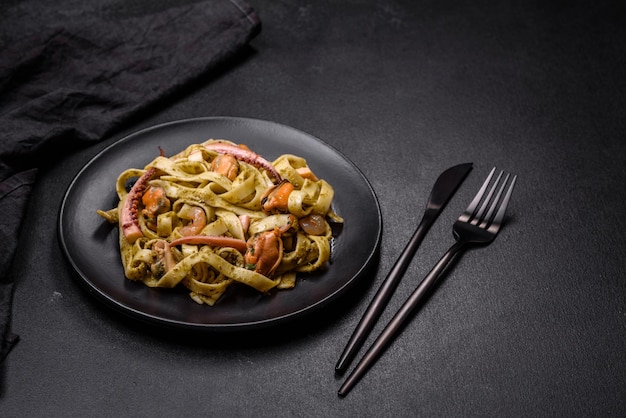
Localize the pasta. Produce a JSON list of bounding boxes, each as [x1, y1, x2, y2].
[[97, 139, 343, 306]]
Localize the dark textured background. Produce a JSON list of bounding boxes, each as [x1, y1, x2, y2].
[[2, 0, 626, 416]]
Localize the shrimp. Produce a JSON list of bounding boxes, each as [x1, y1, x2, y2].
[[179, 207, 207, 237]]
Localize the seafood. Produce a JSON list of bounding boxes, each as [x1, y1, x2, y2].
[[295, 166, 319, 181], [99, 139, 341, 307], [178, 206, 207, 237], [239, 215, 251, 234], [261, 180, 294, 214], [151, 240, 176, 277], [244, 226, 288, 278], [210, 153, 239, 180], [299, 214, 326, 235], [121, 167, 156, 243], [142, 186, 170, 230], [204, 141, 282, 182]]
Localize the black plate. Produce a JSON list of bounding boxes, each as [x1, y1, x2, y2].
[[58, 117, 381, 331]]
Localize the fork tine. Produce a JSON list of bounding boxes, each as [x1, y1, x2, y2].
[[459, 167, 496, 223], [471, 170, 504, 226], [487, 174, 517, 233], [479, 172, 510, 228]]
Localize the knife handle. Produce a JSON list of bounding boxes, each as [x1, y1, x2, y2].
[[338, 241, 465, 396], [335, 213, 434, 374]]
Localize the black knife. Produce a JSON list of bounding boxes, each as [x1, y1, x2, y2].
[[335, 162, 473, 374]]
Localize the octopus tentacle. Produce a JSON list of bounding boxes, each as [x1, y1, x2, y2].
[[121, 167, 156, 243], [204, 142, 282, 182], [170, 235, 248, 253]]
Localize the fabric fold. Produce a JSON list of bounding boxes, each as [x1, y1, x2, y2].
[[0, 0, 262, 362]]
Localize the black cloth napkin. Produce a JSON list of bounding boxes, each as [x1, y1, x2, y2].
[[0, 0, 261, 361]]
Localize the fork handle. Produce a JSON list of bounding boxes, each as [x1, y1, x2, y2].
[[338, 241, 466, 397], [335, 214, 436, 374]]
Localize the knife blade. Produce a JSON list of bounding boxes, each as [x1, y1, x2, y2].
[[335, 162, 473, 374]]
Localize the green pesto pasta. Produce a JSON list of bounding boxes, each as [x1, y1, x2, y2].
[[98, 139, 342, 306]]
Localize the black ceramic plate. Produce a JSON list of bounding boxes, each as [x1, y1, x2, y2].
[[58, 117, 381, 331]]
